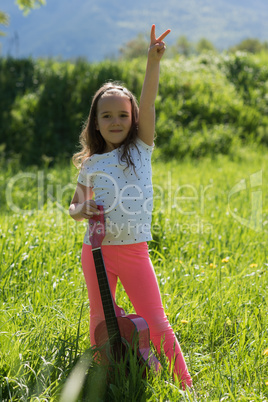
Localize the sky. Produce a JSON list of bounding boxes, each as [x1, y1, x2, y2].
[[1, 0, 267, 60]]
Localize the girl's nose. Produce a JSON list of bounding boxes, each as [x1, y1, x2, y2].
[[112, 118, 120, 125]]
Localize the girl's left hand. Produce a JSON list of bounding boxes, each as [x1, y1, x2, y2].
[[148, 24, 171, 61]]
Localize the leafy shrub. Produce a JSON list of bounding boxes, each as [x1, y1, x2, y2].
[[0, 53, 267, 165]]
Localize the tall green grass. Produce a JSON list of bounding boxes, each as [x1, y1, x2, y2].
[[0, 148, 268, 400]]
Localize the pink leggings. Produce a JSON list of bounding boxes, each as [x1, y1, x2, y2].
[[81, 241, 192, 388]]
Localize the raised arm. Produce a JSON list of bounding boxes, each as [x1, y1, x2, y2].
[[138, 24, 171, 146]]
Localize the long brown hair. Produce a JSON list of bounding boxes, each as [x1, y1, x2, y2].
[[72, 82, 139, 170]]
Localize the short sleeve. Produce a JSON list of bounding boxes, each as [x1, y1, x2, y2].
[[136, 137, 154, 153], [77, 162, 92, 187]]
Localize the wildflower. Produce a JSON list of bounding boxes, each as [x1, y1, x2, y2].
[[225, 317, 232, 326], [179, 260, 183, 264], [250, 263, 258, 268], [263, 348, 268, 356], [266, 381, 268, 386], [221, 258, 229, 263], [181, 320, 188, 324], [210, 263, 216, 268]]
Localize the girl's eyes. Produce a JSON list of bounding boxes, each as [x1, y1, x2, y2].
[[102, 114, 129, 119]]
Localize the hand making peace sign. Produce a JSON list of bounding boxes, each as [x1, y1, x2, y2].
[[148, 24, 171, 61]]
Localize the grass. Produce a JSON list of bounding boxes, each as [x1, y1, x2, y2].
[[0, 147, 268, 401]]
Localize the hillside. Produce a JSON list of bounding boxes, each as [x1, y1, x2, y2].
[[1, 53, 267, 165], [1, 0, 268, 60]]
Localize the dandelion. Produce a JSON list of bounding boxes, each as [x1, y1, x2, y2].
[[221, 258, 229, 263], [181, 320, 188, 324], [210, 263, 216, 268], [250, 263, 258, 268], [263, 348, 268, 356], [266, 381, 268, 386]]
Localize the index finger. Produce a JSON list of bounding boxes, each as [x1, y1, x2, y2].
[[150, 24, 156, 43], [156, 29, 171, 42]]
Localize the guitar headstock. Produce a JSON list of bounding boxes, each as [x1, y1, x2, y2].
[[88, 205, 105, 249]]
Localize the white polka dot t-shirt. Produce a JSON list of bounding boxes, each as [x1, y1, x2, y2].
[[77, 138, 154, 245]]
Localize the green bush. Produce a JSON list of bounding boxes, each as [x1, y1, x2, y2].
[[0, 53, 267, 165]]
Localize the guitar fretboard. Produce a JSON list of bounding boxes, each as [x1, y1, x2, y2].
[[92, 248, 121, 348]]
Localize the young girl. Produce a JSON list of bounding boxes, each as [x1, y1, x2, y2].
[[69, 25, 192, 389]]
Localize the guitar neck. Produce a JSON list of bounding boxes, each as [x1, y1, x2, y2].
[[92, 248, 121, 347]]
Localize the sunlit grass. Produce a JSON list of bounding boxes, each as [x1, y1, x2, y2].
[[1, 149, 268, 400]]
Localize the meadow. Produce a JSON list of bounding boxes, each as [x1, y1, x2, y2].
[[0, 146, 267, 401]]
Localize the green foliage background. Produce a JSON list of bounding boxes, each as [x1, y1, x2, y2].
[[0, 51, 268, 165]]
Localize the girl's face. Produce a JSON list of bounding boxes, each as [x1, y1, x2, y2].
[[96, 95, 132, 152]]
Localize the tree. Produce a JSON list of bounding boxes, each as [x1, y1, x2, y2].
[[0, 11, 9, 36], [229, 38, 266, 54], [196, 38, 216, 54], [119, 33, 148, 59], [174, 35, 192, 57], [0, 0, 45, 36], [15, 0, 46, 15]]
